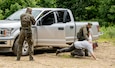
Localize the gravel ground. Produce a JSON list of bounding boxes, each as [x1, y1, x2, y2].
[[0, 42, 115, 68]]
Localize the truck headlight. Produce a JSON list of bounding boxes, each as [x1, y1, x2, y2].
[[0, 28, 14, 37]]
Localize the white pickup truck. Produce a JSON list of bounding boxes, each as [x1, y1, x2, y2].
[[0, 8, 101, 55]]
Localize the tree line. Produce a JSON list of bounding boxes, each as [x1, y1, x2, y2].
[[0, 0, 115, 27]]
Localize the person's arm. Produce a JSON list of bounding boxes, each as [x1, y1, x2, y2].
[[90, 52, 97, 60], [88, 28, 93, 42], [88, 32, 92, 43], [30, 16, 36, 25], [87, 42, 96, 60]]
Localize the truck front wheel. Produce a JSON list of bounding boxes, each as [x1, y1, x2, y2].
[[13, 39, 29, 56]]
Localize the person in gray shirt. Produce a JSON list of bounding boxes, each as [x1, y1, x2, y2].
[[56, 40, 97, 60]]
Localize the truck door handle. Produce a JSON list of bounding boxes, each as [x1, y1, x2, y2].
[[58, 27, 64, 30], [70, 26, 74, 29]]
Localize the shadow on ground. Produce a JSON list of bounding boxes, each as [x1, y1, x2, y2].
[[0, 48, 57, 56], [34, 48, 57, 55]]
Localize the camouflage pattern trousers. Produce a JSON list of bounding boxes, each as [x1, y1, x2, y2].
[[17, 29, 34, 60]]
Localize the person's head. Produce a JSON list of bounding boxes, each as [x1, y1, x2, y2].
[[92, 42, 98, 50], [87, 22, 92, 28], [26, 7, 32, 14]]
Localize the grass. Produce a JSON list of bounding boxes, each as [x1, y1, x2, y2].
[[98, 26, 115, 45], [96, 38, 115, 46], [97, 38, 115, 42], [59, 54, 72, 58], [100, 26, 115, 39]]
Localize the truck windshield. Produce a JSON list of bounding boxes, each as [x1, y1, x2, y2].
[[6, 9, 41, 20]]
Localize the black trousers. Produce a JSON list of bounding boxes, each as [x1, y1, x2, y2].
[[59, 45, 75, 52]]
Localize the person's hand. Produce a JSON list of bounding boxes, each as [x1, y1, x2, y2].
[[95, 58, 99, 61]]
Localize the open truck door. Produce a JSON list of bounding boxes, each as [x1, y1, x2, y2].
[[34, 11, 67, 47]]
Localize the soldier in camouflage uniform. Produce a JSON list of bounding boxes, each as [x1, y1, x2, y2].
[[17, 7, 36, 61], [77, 23, 92, 41], [56, 23, 92, 57]]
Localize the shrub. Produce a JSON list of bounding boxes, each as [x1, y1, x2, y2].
[[100, 26, 115, 39]]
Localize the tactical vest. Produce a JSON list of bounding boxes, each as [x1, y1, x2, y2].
[[21, 13, 32, 28], [77, 26, 89, 41]]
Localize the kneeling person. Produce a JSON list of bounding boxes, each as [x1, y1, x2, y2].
[[56, 40, 97, 60]]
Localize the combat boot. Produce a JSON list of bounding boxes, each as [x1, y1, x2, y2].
[[29, 56, 34, 61], [16, 54, 20, 61], [16, 46, 21, 61]]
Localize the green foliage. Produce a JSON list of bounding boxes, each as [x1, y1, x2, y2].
[[36, 0, 56, 8], [56, 0, 90, 21], [0, 0, 115, 27], [0, 0, 57, 19], [0, 0, 38, 19], [4, 3, 22, 18], [60, 54, 72, 58], [0, 9, 4, 19], [56, 0, 115, 26], [100, 26, 115, 39], [107, 5, 115, 22]]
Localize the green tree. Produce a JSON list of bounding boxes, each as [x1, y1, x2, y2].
[[56, 0, 91, 21], [85, 0, 99, 20], [4, 3, 22, 18], [36, 0, 56, 8], [0, 0, 38, 19], [0, 9, 4, 19], [0, 0, 115, 27], [108, 5, 115, 24]]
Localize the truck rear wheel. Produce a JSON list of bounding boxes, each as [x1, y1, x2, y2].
[[13, 38, 29, 56]]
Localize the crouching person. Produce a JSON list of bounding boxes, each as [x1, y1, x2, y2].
[[71, 42, 98, 57], [56, 40, 97, 60]]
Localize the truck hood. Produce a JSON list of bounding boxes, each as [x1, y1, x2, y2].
[[0, 20, 21, 28]]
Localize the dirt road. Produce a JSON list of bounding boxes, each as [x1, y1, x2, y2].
[[0, 42, 115, 68]]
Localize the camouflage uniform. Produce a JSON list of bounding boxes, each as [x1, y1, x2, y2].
[[17, 10, 35, 61], [77, 26, 89, 41]]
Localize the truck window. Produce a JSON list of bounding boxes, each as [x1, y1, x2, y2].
[[65, 11, 71, 22], [56, 11, 64, 22], [56, 11, 71, 23], [37, 10, 51, 20], [41, 12, 55, 25], [6, 10, 41, 20]]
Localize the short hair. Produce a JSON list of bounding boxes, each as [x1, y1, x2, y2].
[[93, 42, 98, 47], [92, 42, 98, 50]]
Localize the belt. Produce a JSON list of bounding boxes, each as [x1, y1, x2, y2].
[[21, 27, 31, 30]]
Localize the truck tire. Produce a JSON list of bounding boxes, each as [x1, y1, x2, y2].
[[13, 38, 29, 56]]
